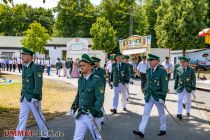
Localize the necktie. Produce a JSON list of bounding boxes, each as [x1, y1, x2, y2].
[[118, 64, 121, 71], [151, 69, 154, 76]]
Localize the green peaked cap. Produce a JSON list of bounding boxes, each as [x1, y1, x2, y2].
[[123, 55, 130, 59], [21, 47, 35, 56], [179, 56, 190, 62], [110, 55, 115, 60], [91, 56, 101, 62], [147, 54, 160, 60], [115, 52, 123, 57], [80, 53, 95, 65]]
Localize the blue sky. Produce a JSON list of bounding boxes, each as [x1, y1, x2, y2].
[[12, 0, 102, 8]]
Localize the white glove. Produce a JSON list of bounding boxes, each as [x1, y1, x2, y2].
[[191, 90, 196, 98], [159, 99, 165, 104], [31, 98, 39, 108], [69, 109, 75, 116], [111, 82, 113, 86], [31, 98, 38, 103], [130, 78, 133, 83]]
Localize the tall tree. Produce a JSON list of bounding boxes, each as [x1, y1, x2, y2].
[[90, 17, 117, 53], [0, 4, 54, 36], [143, 0, 160, 48], [21, 21, 51, 53], [55, 0, 96, 37], [0, 4, 13, 35], [155, 0, 207, 54], [98, 0, 147, 40]]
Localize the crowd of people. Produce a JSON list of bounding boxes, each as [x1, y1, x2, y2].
[[0, 57, 81, 78], [0, 57, 23, 73], [4, 47, 196, 140]]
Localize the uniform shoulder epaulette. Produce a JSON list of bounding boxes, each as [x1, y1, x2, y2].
[[94, 75, 100, 78]]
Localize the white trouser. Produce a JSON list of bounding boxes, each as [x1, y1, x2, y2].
[[113, 83, 127, 109], [177, 89, 192, 114], [14, 98, 48, 140], [58, 69, 61, 76], [66, 68, 70, 77], [73, 114, 102, 140], [183, 94, 187, 104], [126, 84, 130, 99], [139, 97, 166, 134]]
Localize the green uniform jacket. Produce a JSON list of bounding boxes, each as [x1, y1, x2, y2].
[[71, 74, 104, 119], [93, 67, 106, 87], [110, 62, 130, 87], [145, 65, 168, 102], [21, 61, 43, 102], [128, 63, 134, 78], [173, 63, 180, 79], [65, 61, 72, 68], [174, 66, 196, 93], [56, 61, 62, 69]]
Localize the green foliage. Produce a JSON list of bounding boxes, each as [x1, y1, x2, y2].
[[0, 3, 54, 36], [155, 0, 207, 52], [55, 0, 96, 37], [90, 17, 117, 53], [21, 21, 51, 53], [143, 0, 160, 48], [98, 0, 147, 39]]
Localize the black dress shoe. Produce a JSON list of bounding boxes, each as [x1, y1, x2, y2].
[[133, 130, 144, 138], [158, 131, 166, 136], [176, 114, 182, 120], [183, 103, 186, 109], [110, 109, 117, 113], [123, 108, 127, 111], [186, 113, 190, 117], [40, 137, 50, 140]]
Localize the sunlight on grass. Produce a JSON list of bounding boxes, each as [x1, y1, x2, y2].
[[0, 74, 77, 136]]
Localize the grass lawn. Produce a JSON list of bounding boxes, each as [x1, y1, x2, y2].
[[0, 73, 77, 137]]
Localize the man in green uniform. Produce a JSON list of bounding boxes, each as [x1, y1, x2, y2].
[[15, 47, 49, 140], [133, 54, 168, 138], [55, 58, 62, 77], [123, 55, 134, 100], [91, 56, 106, 88], [174, 56, 196, 119], [91, 56, 106, 125], [65, 58, 72, 78], [110, 52, 130, 113], [174, 62, 181, 80], [106, 55, 115, 89], [70, 53, 104, 140]]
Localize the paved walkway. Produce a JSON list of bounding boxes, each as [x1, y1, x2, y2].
[[1, 71, 210, 140]]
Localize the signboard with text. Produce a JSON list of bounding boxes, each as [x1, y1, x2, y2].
[[67, 38, 89, 51]]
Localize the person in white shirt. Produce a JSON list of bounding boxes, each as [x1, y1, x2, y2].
[[162, 57, 173, 82], [45, 57, 51, 76], [12, 58, 17, 72], [17, 57, 22, 73], [0, 57, 2, 73], [9, 58, 13, 71], [106, 56, 115, 88], [137, 56, 149, 93]]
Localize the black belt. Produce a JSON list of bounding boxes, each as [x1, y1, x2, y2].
[[140, 72, 146, 75]]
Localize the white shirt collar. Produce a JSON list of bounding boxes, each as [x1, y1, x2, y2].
[[151, 65, 158, 71], [84, 72, 92, 80], [24, 61, 32, 67]]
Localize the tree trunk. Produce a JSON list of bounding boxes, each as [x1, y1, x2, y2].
[[182, 49, 186, 56]]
